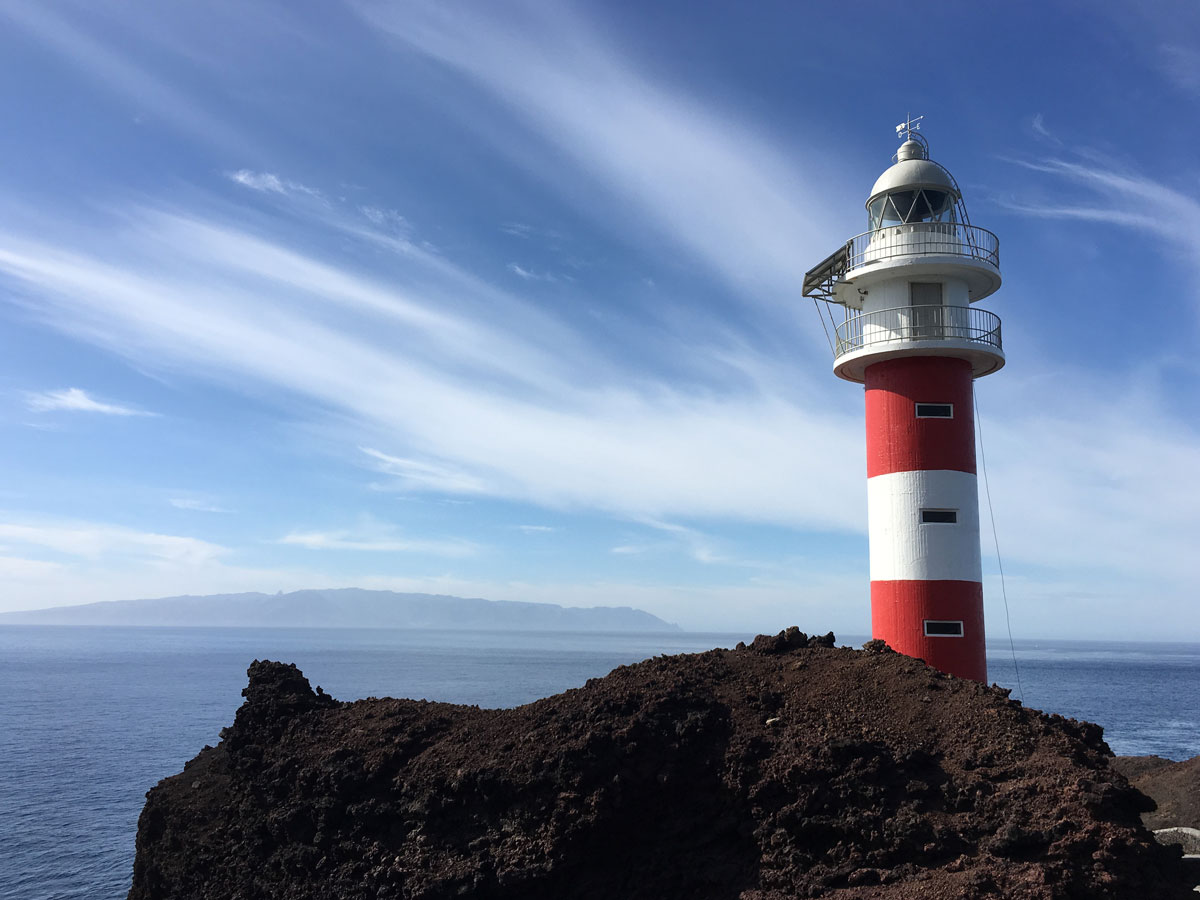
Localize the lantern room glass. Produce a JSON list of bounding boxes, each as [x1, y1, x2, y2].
[[869, 189, 958, 229]]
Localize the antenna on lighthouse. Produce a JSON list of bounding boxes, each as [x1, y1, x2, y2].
[[894, 114, 929, 160], [895, 114, 923, 140]]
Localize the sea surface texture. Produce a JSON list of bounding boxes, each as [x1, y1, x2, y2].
[[1, 626, 1197, 900]]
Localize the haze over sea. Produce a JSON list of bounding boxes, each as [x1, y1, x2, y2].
[[2, 626, 1198, 900]]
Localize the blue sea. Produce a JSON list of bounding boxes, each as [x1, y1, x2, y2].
[[1, 627, 1198, 900]]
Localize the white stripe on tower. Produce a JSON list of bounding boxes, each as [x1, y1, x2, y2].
[[866, 470, 982, 583]]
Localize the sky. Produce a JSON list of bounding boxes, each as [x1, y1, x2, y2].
[[1, 1, 1199, 639]]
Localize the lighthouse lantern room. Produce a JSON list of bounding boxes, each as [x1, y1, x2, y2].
[[803, 118, 1003, 682]]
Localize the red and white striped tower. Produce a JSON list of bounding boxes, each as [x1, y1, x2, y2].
[[803, 118, 1004, 682]]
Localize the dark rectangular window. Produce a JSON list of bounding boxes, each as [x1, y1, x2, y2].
[[910, 282, 943, 305], [915, 403, 953, 418], [924, 620, 964, 637], [921, 509, 958, 524]]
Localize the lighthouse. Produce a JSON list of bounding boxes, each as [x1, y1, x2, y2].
[[803, 118, 1003, 682]]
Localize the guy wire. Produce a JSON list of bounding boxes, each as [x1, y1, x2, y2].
[[974, 384, 1024, 703]]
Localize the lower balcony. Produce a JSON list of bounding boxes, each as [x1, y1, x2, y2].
[[832, 305, 1004, 383]]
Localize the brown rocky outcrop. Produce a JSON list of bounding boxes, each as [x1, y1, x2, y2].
[[1113, 755, 1200, 833], [128, 634, 1196, 899]]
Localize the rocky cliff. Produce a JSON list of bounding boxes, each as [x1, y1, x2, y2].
[[128, 631, 1195, 899]]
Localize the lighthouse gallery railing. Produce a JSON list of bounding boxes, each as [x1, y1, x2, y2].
[[834, 305, 1002, 358], [845, 223, 999, 271]]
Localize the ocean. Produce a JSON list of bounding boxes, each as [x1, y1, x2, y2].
[[1, 626, 1198, 900]]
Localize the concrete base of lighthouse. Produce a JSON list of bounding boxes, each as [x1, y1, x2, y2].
[[864, 356, 987, 682]]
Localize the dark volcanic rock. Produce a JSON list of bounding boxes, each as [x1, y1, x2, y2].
[[1114, 754, 1200, 830], [129, 632, 1195, 899]]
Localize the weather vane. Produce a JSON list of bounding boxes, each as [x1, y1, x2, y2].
[[895, 114, 924, 141]]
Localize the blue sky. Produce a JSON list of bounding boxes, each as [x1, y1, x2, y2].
[[1, 1, 1199, 639]]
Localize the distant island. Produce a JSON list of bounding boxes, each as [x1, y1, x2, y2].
[[0, 588, 680, 632]]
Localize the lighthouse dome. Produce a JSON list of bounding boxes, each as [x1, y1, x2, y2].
[[866, 153, 960, 229], [868, 158, 957, 203]]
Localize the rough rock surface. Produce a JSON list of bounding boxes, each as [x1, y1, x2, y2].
[[129, 631, 1196, 899], [1112, 754, 1200, 831]]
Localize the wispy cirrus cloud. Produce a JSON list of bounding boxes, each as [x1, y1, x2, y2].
[[277, 529, 478, 557], [0, 518, 225, 565], [168, 495, 231, 513], [1029, 113, 1062, 146], [507, 263, 560, 283], [227, 169, 322, 198], [1001, 156, 1200, 255], [611, 543, 648, 555], [0, 2, 252, 155], [500, 222, 535, 238], [0, 210, 864, 528], [361, 448, 492, 496], [25, 387, 156, 417], [354, 1, 846, 319], [975, 390, 1200, 586], [3, 0, 1199, 636], [639, 519, 726, 565], [0, 555, 64, 578], [359, 205, 409, 233], [0, 516, 345, 613], [1, 119, 1196, 619], [1158, 44, 1200, 97], [611, 519, 768, 568]]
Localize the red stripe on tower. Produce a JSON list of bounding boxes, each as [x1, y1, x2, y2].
[[865, 357, 975, 478], [871, 580, 986, 682]]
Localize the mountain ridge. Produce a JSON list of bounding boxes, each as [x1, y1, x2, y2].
[[0, 587, 680, 631]]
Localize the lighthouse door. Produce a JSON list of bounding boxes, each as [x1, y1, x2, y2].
[[909, 282, 943, 339]]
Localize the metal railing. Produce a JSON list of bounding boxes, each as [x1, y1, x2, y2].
[[834, 305, 1002, 358], [845, 222, 999, 271]]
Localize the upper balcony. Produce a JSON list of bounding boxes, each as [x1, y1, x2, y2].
[[846, 222, 998, 273], [804, 222, 1001, 308], [832, 304, 1004, 383]]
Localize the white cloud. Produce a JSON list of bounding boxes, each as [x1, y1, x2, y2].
[[277, 529, 478, 557], [0, 3, 251, 155], [0, 519, 225, 565], [0, 211, 863, 526], [25, 387, 156, 417], [507, 263, 558, 282], [361, 448, 492, 496], [17, 197, 1200, 591], [516, 524, 555, 533], [1159, 44, 1200, 96], [227, 169, 322, 198], [974, 392, 1200, 586], [0, 555, 65, 579], [359, 205, 409, 233], [1002, 156, 1200, 264], [1030, 113, 1061, 145], [608, 519, 768, 568], [500, 222, 535, 238], [2, 5, 1199, 637], [355, 1, 847, 319], [168, 496, 231, 513], [636, 519, 726, 564], [228, 170, 286, 193]]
